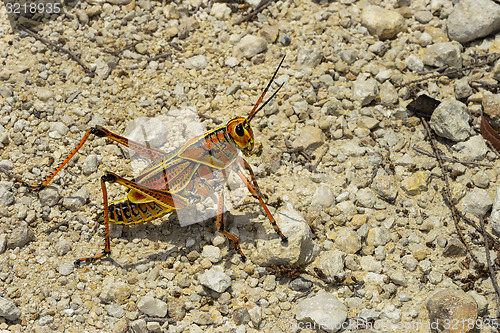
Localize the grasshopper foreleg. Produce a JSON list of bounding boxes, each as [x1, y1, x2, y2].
[[236, 157, 288, 243]]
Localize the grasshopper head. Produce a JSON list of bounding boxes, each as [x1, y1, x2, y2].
[[227, 117, 254, 153]]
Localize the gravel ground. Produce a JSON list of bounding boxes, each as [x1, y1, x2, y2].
[[2, 0, 500, 332]]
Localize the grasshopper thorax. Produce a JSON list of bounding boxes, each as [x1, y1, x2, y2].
[[226, 117, 254, 153]]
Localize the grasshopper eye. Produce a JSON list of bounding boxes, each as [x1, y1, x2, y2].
[[235, 124, 244, 137]]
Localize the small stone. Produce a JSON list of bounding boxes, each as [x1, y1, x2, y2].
[[0, 185, 14, 206], [198, 266, 231, 293], [290, 277, 313, 291], [137, 295, 168, 317], [251, 203, 317, 266], [39, 315, 54, 326], [167, 297, 186, 321], [185, 55, 208, 70], [82, 155, 100, 175], [248, 305, 262, 326], [334, 228, 361, 254], [100, 279, 131, 303], [389, 270, 407, 286], [55, 238, 72, 256], [75, 9, 89, 25], [202, 245, 222, 263], [361, 6, 406, 40], [401, 171, 430, 195], [38, 186, 60, 207], [130, 319, 147, 333], [296, 48, 323, 68], [401, 254, 418, 272], [359, 255, 382, 273], [58, 263, 74, 276], [423, 42, 463, 68], [462, 188, 492, 217], [7, 226, 34, 249], [490, 186, 500, 234], [311, 185, 334, 207], [292, 126, 324, 152], [356, 188, 376, 208], [234, 35, 267, 59], [260, 24, 278, 43], [405, 55, 424, 72], [293, 290, 347, 333], [427, 289, 478, 333], [0, 234, 6, 254], [415, 10, 433, 24], [225, 57, 239, 68], [371, 173, 398, 201], [0, 296, 21, 321], [352, 75, 379, 106], [366, 227, 390, 246], [233, 307, 251, 325], [105, 304, 125, 318], [134, 43, 148, 54], [443, 238, 467, 257], [63, 186, 89, 211], [210, 3, 231, 19], [447, 0, 500, 43], [428, 270, 443, 284], [430, 99, 470, 142], [454, 77, 473, 100], [262, 274, 276, 291], [452, 135, 488, 161], [317, 250, 345, 280], [340, 50, 357, 65], [36, 88, 54, 101], [279, 34, 291, 46]]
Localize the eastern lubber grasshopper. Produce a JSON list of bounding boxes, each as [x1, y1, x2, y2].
[[16, 56, 288, 264]]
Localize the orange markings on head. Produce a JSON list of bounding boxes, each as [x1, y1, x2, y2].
[[226, 117, 254, 153]]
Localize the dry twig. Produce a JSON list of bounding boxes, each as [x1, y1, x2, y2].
[[412, 146, 493, 168], [20, 25, 94, 75], [398, 54, 500, 88], [479, 217, 500, 318], [233, 0, 275, 25], [420, 118, 479, 263]]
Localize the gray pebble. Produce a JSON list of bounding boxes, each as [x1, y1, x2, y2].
[[0, 185, 14, 206], [290, 277, 312, 291], [55, 238, 72, 256], [462, 187, 492, 217], [293, 290, 347, 331], [454, 77, 472, 100], [39, 186, 60, 207], [447, 0, 500, 43], [423, 42, 462, 69], [234, 35, 267, 59], [352, 75, 379, 106], [185, 55, 208, 70], [415, 10, 433, 24], [39, 315, 54, 325], [233, 307, 251, 325], [296, 48, 323, 68], [198, 266, 231, 293], [401, 254, 418, 272], [105, 304, 126, 318], [279, 34, 291, 46], [58, 263, 74, 276], [0, 296, 21, 321], [82, 155, 100, 175], [7, 226, 34, 249], [430, 99, 470, 142], [137, 295, 168, 317]]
